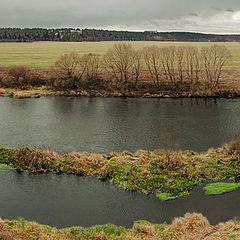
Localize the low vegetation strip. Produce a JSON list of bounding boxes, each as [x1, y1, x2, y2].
[[0, 137, 240, 200], [204, 182, 240, 195], [0, 213, 239, 240]]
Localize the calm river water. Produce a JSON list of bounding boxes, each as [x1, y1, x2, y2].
[[0, 96, 240, 153]]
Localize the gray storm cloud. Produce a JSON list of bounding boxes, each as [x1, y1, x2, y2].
[[0, 0, 240, 33]]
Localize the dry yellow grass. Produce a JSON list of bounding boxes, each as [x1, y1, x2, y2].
[[0, 41, 240, 69]]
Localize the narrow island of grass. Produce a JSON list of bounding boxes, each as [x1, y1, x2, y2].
[[0, 137, 239, 201], [0, 213, 239, 240], [204, 182, 240, 195]]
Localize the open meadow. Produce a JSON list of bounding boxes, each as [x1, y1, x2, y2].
[[1, 41, 240, 69]]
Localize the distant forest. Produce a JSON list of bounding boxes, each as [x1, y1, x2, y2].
[[1, 28, 240, 42]]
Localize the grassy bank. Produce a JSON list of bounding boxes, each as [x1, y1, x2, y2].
[[1, 138, 240, 200], [0, 213, 239, 240]]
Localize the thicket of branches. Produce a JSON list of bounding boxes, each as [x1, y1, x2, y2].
[[0, 43, 232, 93]]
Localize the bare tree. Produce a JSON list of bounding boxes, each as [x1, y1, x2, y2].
[[159, 46, 178, 88], [131, 49, 143, 88], [142, 46, 162, 88], [201, 45, 231, 90], [54, 52, 86, 89], [81, 53, 101, 82], [102, 43, 141, 89], [184, 46, 201, 91], [176, 47, 185, 84]]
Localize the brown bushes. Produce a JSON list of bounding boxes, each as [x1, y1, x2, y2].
[[52, 52, 86, 89], [0, 66, 47, 89], [51, 52, 104, 90]]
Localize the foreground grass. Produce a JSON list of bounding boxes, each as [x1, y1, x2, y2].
[[0, 213, 239, 240], [0, 137, 240, 200], [204, 182, 240, 195]]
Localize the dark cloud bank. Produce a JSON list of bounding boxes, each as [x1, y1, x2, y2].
[[1, 0, 240, 33]]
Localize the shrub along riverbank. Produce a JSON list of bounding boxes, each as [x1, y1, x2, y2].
[[0, 213, 240, 240], [0, 138, 240, 200]]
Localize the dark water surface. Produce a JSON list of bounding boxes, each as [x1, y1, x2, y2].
[[1, 96, 240, 153], [0, 171, 239, 228]]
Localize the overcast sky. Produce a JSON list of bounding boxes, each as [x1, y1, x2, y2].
[[1, 0, 240, 33]]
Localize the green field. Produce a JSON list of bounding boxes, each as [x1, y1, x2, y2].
[[0, 41, 240, 68]]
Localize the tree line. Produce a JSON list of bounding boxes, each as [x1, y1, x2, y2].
[[1, 28, 240, 42], [51, 43, 231, 92], [0, 43, 231, 95]]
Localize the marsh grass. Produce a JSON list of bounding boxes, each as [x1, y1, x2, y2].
[[204, 182, 240, 195], [0, 213, 239, 240]]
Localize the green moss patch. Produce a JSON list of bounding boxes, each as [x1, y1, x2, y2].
[[157, 191, 188, 201], [204, 182, 240, 195], [157, 193, 179, 201]]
